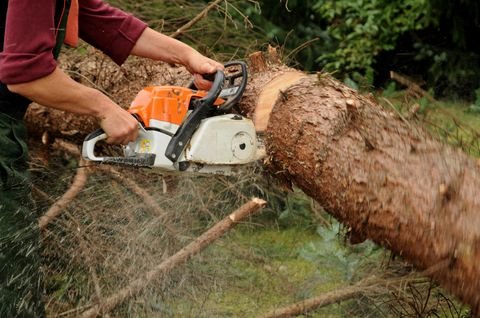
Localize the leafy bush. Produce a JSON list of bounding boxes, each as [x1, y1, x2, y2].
[[300, 222, 382, 282], [314, 0, 431, 81]]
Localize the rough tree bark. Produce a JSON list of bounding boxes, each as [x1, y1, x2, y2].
[[26, 53, 480, 314]]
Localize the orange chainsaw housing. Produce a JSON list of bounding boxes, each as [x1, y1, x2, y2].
[[128, 86, 224, 127]]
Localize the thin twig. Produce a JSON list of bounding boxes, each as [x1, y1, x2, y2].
[[390, 71, 436, 103], [170, 0, 224, 38], [53, 304, 93, 318], [80, 198, 267, 318], [284, 38, 320, 63], [52, 139, 181, 237], [38, 159, 89, 230]]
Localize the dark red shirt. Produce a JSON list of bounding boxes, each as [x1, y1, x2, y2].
[[0, 0, 147, 84]]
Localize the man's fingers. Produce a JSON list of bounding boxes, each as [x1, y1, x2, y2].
[[193, 74, 212, 90], [104, 124, 138, 145], [199, 61, 224, 74]]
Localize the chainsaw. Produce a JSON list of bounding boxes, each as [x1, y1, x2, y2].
[[82, 61, 260, 174]]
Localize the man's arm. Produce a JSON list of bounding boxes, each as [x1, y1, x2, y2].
[[7, 68, 138, 145], [2, 0, 223, 145], [77, 0, 223, 88], [130, 28, 224, 90], [0, 0, 139, 145]]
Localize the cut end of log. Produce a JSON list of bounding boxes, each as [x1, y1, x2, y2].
[[253, 72, 308, 132], [252, 197, 268, 206]]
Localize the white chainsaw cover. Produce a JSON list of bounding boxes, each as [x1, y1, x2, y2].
[[184, 115, 257, 165], [124, 129, 177, 171]]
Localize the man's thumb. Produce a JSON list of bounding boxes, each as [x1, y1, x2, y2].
[[202, 63, 216, 74]]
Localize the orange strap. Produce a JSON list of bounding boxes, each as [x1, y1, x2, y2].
[[64, 0, 79, 47]]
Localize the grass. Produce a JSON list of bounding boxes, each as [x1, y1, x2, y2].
[[167, 224, 347, 317], [379, 90, 480, 157], [423, 100, 480, 157]]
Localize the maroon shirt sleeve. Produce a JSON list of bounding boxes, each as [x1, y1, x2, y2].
[[0, 0, 57, 84], [79, 0, 147, 65], [0, 0, 147, 85]]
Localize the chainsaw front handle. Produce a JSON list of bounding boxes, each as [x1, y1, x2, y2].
[[165, 70, 225, 162], [188, 61, 248, 113], [198, 70, 225, 107], [217, 61, 248, 112], [82, 128, 108, 162]]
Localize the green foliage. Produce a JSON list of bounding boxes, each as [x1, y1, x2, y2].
[[314, 0, 431, 84], [300, 221, 382, 282], [241, 0, 329, 70], [466, 88, 480, 114], [106, 0, 265, 60], [244, 0, 480, 98]]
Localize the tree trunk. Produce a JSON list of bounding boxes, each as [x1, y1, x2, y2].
[[26, 54, 480, 314]]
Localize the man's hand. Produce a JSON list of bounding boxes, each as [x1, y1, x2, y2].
[[98, 103, 139, 145], [185, 52, 224, 90]]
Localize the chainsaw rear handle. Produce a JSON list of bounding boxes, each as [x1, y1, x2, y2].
[[82, 126, 157, 167], [82, 128, 108, 162]]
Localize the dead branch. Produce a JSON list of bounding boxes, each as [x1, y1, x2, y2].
[[170, 0, 223, 38], [38, 159, 89, 230], [390, 71, 435, 103], [261, 275, 423, 318], [262, 285, 363, 318], [80, 198, 267, 318]]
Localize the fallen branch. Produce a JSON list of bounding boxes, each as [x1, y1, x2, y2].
[[38, 159, 89, 230], [389, 71, 435, 103], [170, 0, 223, 38], [262, 283, 364, 318], [80, 198, 266, 318], [261, 275, 424, 318]]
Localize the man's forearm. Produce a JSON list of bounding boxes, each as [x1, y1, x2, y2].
[[7, 67, 116, 119], [130, 28, 197, 66], [130, 28, 224, 90], [7, 67, 139, 144]]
